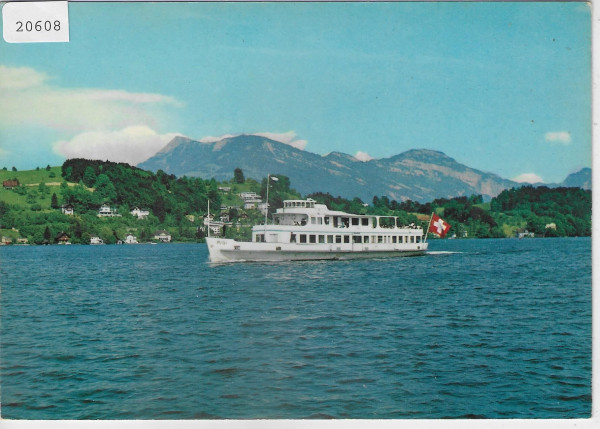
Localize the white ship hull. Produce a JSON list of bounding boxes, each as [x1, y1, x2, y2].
[[206, 237, 428, 263]]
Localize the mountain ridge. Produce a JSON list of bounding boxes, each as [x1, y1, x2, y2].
[[139, 135, 589, 202]]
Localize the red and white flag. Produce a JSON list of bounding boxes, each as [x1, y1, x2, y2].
[[429, 213, 451, 238]]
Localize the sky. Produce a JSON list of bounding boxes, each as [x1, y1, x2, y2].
[[0, 1, 592, 184]]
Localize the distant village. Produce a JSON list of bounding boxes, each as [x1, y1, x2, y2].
[[1, 180, 270, 245]]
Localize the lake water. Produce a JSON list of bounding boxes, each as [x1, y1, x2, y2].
[[0, 238, 591, 419]]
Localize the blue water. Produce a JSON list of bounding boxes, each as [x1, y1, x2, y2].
[[0, 238, 591, 419]]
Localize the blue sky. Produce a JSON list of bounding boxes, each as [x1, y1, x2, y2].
[[0, 1, 591, 184]]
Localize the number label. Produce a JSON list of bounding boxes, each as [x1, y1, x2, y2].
[[3, 2, 69, 43], [15, 20, 61, 32]]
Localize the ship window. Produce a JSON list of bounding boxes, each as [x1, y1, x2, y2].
[[353, 235, 362, 243], [291, 233, 296, 243], [317, 217, 323, 225], [256, 234, 265, 243], [318, 235, 325, 243], [410, 236, 415, 243], [392, 236, 397, 243], [380, 217, 395, 229], [300, 234, 307, 243], [344, 235, 350, 243], [335, 235, 342, 243], [363, 236, 369, 243], [416, 236, 421, 243], [311, 217, 316, 224], [309, 235, 316, 243], [342, 217, 350, 228], [327, 235, 333, 243], [362, 218, 369, 226], [378, 236, 383, 243], [324, 217, 330, 225], [352, 218, 359, 226]]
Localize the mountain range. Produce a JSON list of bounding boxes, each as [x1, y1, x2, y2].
[[139, 135, 590, 203]]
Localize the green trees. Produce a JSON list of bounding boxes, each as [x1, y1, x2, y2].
[[490, 186, 591, 237], [51, 193, 59, 209], [93, 174, 117, 202], [82, 166, 97, 187], [234, 168, 245, 184], [260, 174, 300, 215], [1, 160, 591, 244]]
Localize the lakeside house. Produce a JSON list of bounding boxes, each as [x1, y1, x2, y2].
[[90, 236, 104, 245], [130, 207, 150, 219], [3, 179, 19, 189], [515, 228, 535, 239], [61, 204, 74, 215], [55, 232, 71, 245], [202, 214, 232, 236], [154, 230, 171, 243], [125, 234, 138, 244]]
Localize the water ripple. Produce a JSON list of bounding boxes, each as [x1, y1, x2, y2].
[[0, 238, 591, 419]]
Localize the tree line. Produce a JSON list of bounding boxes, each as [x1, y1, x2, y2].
[[0, 159, 591, 244]]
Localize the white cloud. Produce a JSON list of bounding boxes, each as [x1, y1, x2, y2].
[[544, 131, 572, 145], [53, 126, 183, 165], [253, 131, 308, 150], [511, 173, 544, 184], [199, 131, 308, 150], [0, 65, 49, 89], [199, 134, 239, 143], [0, 65, 182, 133], [354, 151, 374, 162]]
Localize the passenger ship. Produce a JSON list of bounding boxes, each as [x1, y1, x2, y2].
[[206, 198, 428, 263]]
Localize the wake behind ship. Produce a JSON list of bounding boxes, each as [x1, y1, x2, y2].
[[206, 198, 428, 263]]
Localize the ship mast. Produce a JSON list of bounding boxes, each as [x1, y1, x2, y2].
[[264, 174, 279, 230]]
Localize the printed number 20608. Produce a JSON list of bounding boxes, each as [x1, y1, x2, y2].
[[16, 20, 61, 32]]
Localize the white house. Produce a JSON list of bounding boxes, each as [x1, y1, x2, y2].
[[154, 230, 171, 243], [90, 236, 104, 245], [203, 215, 232, 236], [130, 207, 150, 219], [125, 234, 138, 244], [239, 191, 259, 200], [258, 202, 270, 216], [515, 228, 535, 239], [61, 204, 74, 215], [98, 204, 116, 217]]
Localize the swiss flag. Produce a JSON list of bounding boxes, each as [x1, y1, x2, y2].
[[429, 213, 451, 238]]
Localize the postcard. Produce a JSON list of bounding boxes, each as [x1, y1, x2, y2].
[[0, 1, 594, 427]]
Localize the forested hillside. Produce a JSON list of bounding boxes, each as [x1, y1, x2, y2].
[[0, 160, 591, 245], [316, 186, 591, 239], [61, 159, 220, 222]]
